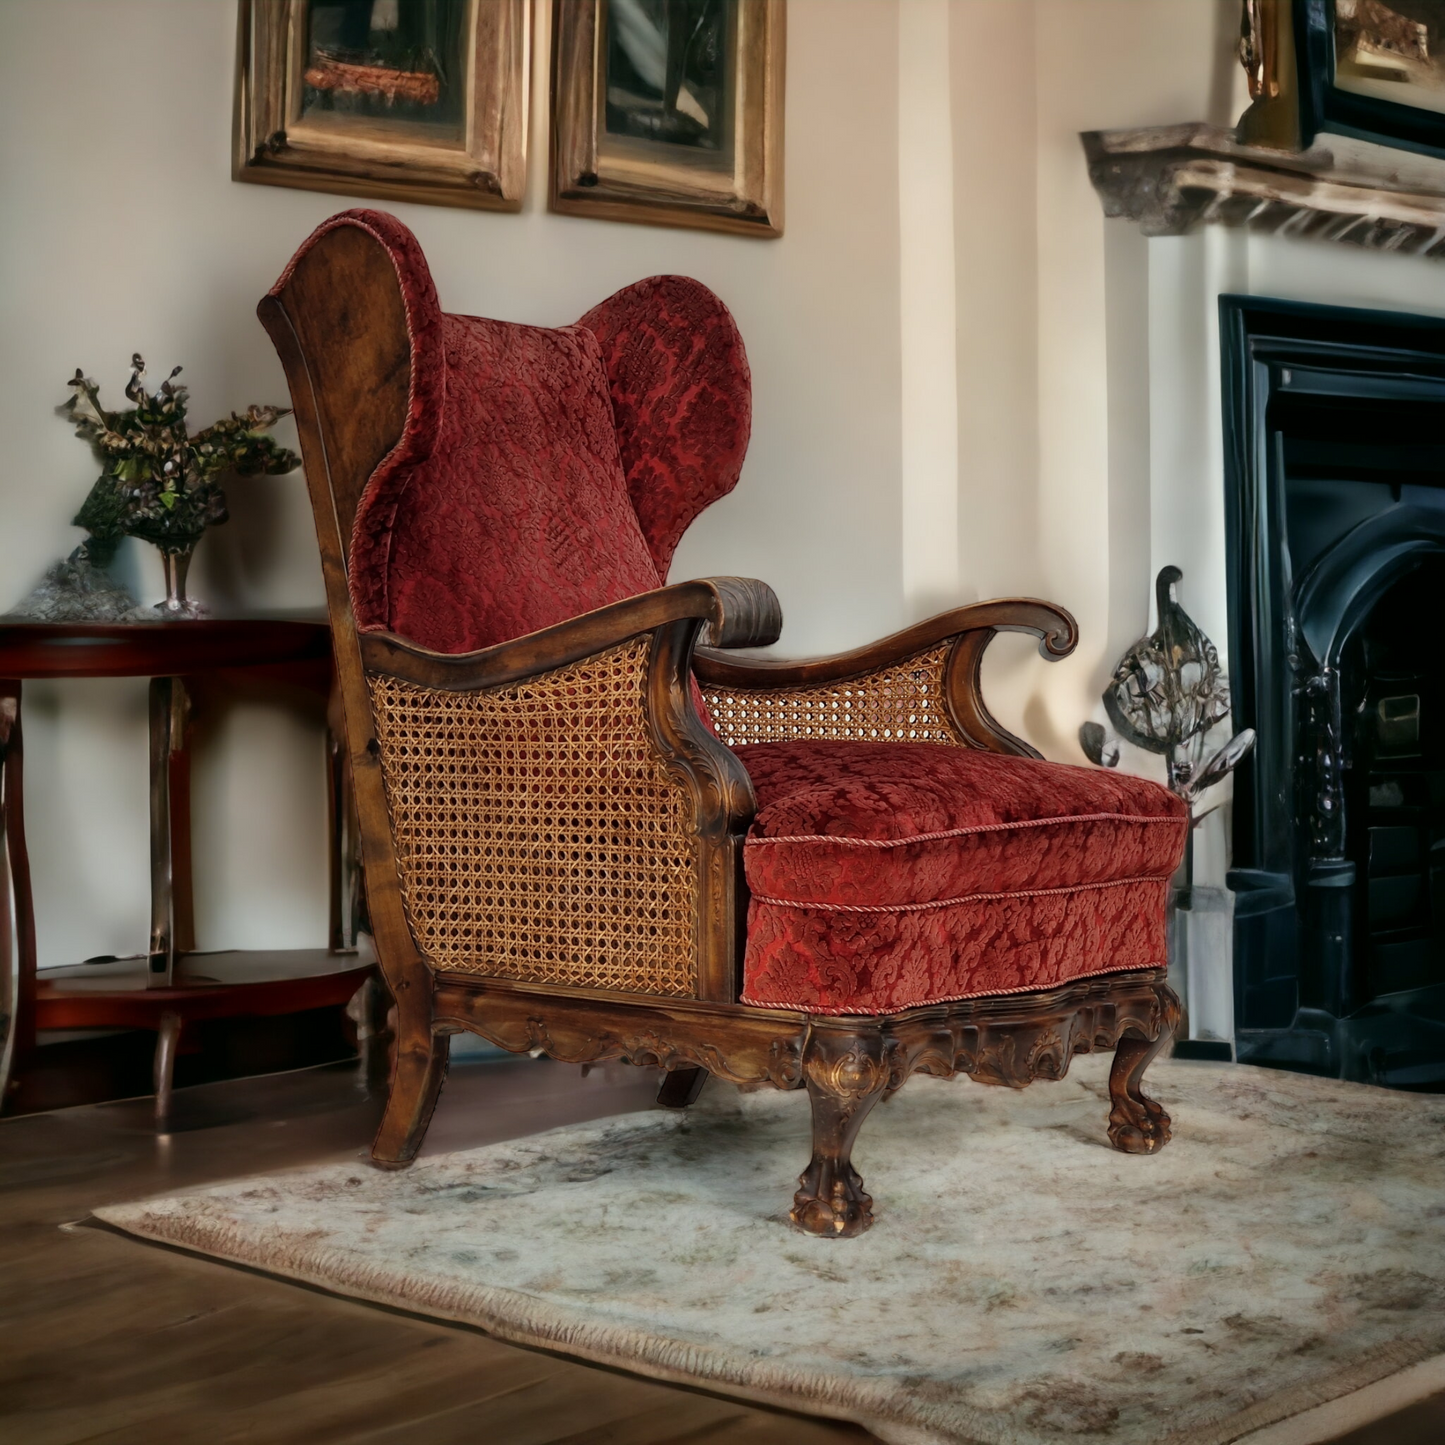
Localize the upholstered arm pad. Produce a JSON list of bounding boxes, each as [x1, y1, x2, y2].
[[693, 598, 1077, 759]]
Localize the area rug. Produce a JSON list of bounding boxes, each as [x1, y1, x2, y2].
[[95, 1057, 1445, 1445]]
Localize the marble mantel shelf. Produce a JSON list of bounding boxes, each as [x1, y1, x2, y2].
[[1083, 123, 1445, 259]]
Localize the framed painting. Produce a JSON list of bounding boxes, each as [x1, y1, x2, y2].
[[234, 0, 530, 211], [550, 0, 784, 236], [1298, 0, 1445, 157]]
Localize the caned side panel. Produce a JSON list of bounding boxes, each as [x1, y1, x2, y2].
[[368, 638, 699, 996], [700, 644, 962, 747]]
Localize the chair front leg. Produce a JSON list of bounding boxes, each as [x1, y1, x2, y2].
[[1107, 988, 1181, 1155], [791, 1031, 889, 1238]]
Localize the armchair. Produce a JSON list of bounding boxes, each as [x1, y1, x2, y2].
[[261, 210, 1185, 1237]]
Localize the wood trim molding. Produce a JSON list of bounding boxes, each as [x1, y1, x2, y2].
[[259, 273, 443, 1168], [234, 0, 530, 212], [1084, 123, 1445, 258], [549, 0, 784, 236]]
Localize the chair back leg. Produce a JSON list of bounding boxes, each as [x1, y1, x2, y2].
[[656, 1065, 708, 1108]]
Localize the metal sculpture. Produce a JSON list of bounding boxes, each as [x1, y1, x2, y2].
[[1080, 566, 1255, 819]]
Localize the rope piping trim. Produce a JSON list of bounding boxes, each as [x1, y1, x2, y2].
[[748, 873, 1170, 914], [747, 810, 1185, 849], [739, 959, 1163, 1015]]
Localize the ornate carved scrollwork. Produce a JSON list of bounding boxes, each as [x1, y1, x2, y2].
[[432, 969, 1179, 1238], [802, 1039, 889, 1100], [435, 985, 810, 1091], [877, 972, 1172, 1096], [1298, 664, 1347, 864]]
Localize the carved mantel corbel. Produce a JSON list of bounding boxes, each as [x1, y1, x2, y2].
[[1083, 123, 1445, 259]]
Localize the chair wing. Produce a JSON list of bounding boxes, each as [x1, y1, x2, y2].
[[261, 209, 441, 569], [579, 276, 752, 580]]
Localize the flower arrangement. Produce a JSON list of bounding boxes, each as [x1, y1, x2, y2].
[[63, 355, 299, 581]]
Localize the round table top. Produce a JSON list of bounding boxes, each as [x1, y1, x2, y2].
[[34, 949, 374, 1029], [0, 616, 332, 678]]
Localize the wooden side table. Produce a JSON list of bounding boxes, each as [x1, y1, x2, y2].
[[0, 619, 376, 1120]]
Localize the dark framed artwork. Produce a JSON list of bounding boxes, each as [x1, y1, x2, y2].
[[550, 0, 784, 236], [1295, 0, 1445, 158], [234, 0, 530, 211]]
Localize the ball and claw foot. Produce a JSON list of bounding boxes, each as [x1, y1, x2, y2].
[[791, 1035, 888, 1237], [791, 1160, 874, 1237], [1107, 1029, 1173, 1155]]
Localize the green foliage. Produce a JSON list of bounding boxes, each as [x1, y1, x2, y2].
[[62, 355, 300, 556]]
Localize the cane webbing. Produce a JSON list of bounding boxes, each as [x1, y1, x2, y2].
[[367, 638, 698, 996], [700, 644, 961, 748]]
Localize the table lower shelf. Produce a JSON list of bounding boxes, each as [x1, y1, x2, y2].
[[36, 949, 375, 1031]]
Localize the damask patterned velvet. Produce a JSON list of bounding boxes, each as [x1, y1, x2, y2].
[[374, 312, 664, 653], [735, 742, 1187, 1014], [284, 211, 750, 654], [578, 276, 751, 579]]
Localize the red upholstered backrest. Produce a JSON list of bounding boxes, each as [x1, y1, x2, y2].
[[360, 309, 664, 653], [274, 209, 750, 655]]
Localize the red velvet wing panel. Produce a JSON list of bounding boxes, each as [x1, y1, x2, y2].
[[578, 276, 752, 579]]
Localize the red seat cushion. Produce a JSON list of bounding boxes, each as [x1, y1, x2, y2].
[[734, 741, 1188, 1015]]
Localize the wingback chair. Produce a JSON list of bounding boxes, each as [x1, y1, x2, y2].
[[260, 209, 1186, 1237]]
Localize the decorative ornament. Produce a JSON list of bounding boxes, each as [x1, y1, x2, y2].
[[1080, 566, 1256, 817]]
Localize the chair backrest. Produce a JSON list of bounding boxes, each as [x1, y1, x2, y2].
[[261, 208, 751, 655]]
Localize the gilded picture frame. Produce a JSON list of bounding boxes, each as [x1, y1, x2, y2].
[[1239, 0, 1445, 159], [550, 0, 784, 237], [234, 0, 530, 211]]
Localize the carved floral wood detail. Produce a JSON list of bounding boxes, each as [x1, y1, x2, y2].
[[431, 969, 1179, 1235]]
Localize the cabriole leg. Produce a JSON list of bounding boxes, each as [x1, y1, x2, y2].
[[371, 990, 449, 1169], [791, 1033, 889, 1238], [1107, 990, 1180, 1154]]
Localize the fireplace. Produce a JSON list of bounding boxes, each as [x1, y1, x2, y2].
[[1223, 296, 1445, 1086]]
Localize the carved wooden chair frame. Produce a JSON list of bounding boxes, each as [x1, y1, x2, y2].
[[260, 225, 1178, 1237]]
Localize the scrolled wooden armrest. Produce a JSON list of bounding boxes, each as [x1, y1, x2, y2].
[[359, 576, 782, 690], [694, 597, 1078, 760], [694, 598, 1075, 685]]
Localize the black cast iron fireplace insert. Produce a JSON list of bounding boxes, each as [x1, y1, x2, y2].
[[1222, 295, 1445, 1088]]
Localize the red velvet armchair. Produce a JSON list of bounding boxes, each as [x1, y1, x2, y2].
[[261, 210, 1185, 1237]]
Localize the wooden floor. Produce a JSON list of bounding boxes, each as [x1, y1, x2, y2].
[[3, 1053, 1443, 1445]]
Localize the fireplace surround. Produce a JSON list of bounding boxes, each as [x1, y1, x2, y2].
[[1222, 295, 1445, 1085]]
